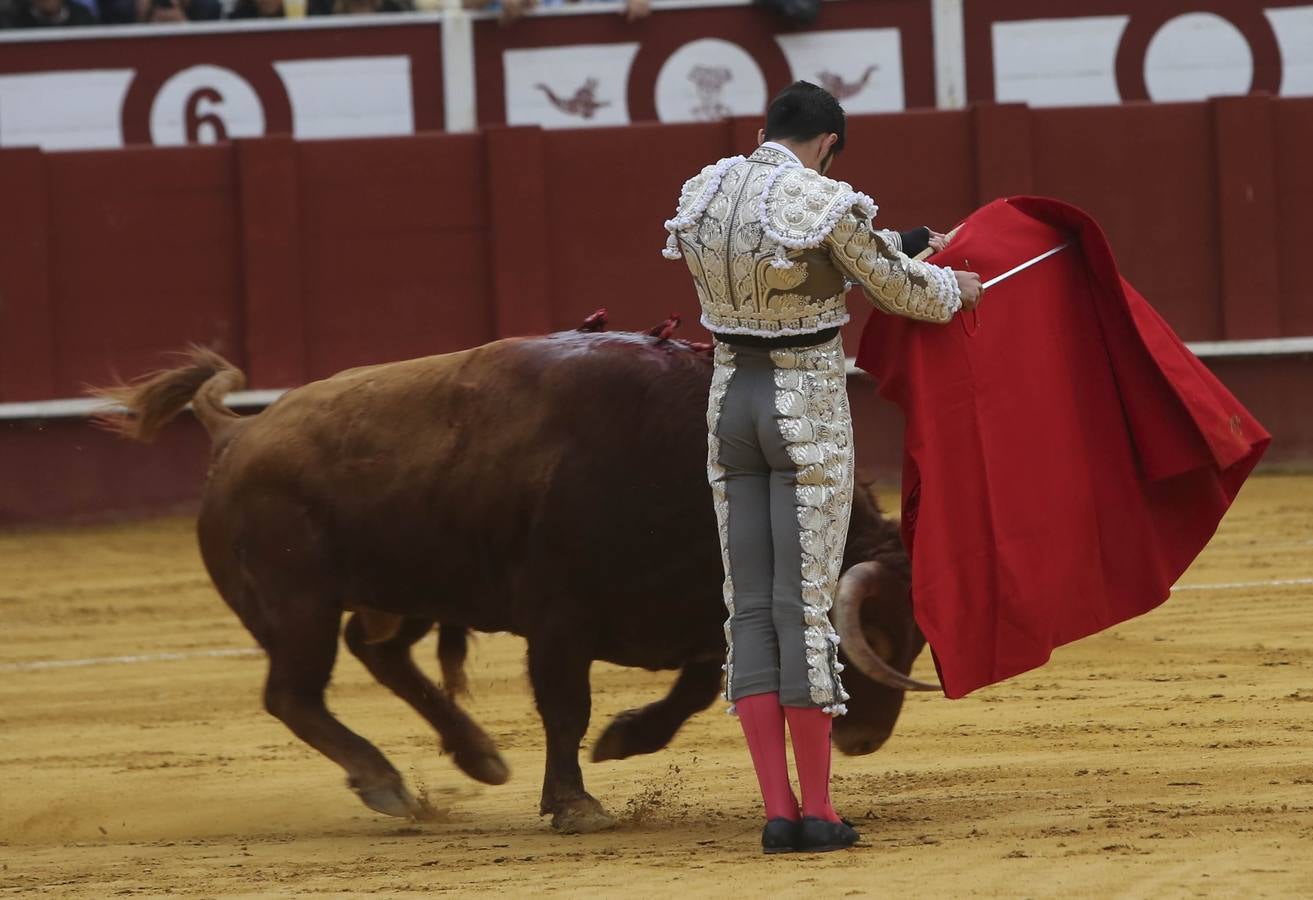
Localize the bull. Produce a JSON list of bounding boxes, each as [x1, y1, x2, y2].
[[99, 320, 934, 833]]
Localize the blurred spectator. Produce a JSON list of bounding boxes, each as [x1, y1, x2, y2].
[[756, 0, 818, 25], [226, 0, 279, 15], [4, 0, 97, 25], [135, 0, 221, 20], [466, 0, 649, 26], [334, 0, 407, 12], [97, 0, 138, 21]]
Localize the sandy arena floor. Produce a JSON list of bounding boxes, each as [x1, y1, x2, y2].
[[1, 476, 1311, 898]]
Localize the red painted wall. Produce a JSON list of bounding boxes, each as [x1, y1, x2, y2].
[[51, 147, 246, 393], [4, 96, 1311, 402], [1274, 98, 1313, 336], [2, 97, 1311, 525]]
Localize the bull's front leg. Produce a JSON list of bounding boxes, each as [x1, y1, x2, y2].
[[592, 656, 722, 762], [527, 638, 616, 834]]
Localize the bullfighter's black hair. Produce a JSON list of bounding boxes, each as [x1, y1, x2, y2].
[[763, 81, 847, 156]]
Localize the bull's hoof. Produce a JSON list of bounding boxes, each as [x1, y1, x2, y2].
[[353, 779, 426, 819], [452, 745, 511, 786], [550, 797, 617, 834], [592, 709, 660, 762]]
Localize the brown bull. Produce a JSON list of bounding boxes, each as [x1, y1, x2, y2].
[[99, 325, 932, 833]]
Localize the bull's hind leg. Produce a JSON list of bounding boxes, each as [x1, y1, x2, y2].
[[592, 657, 722, 762], [527, 638, 615, 834], [200, 500, 420, 820], [260, 599, 425, 819], [344, 614, 509, 786]]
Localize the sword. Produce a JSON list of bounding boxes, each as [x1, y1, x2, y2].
[[980, 242, 1071, 291], [915, 230, 1072, 292]]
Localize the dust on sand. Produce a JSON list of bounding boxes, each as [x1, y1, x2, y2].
[[2, 477, 1311, 897]]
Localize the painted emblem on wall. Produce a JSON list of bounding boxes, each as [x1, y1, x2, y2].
[[492, 21, 914, 128], [655, 38, 768, 123], [504, 43, 638, 127], [776, 28, 905, 113], [535, 78, 610, 119], [688, 65, 734, 120], [816, 65, 878, 100]]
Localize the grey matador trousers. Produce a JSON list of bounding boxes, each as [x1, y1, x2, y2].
[[706, 334, 852, 715]]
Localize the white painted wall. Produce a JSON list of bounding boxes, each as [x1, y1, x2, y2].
[[992, 16, 1128, 108], [3, 3, 1313, 145]]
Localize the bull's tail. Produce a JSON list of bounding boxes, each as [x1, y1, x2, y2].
[[91, 345, 246, 445], [438, 625, 472, 699]]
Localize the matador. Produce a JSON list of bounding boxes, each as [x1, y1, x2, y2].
[[662, 81, 982, 854]]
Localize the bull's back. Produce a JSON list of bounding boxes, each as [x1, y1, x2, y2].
[[222, 332, 710, 491], [200, 332, 722, 638]]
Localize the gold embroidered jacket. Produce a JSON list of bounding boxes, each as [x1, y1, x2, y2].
[[662, 145, 962, 338]]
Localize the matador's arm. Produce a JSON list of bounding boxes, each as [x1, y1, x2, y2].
[[902, 227, 933, 258], [825, 213, 961, 324], [873, 227, 933, 259]]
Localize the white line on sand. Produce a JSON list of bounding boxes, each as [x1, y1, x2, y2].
[[0, 647, 261, 673], [2, 578, 1309, 675], [1170, 577, 1313, 592]]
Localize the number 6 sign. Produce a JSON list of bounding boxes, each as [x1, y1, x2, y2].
[[148, 65, 269, 146]]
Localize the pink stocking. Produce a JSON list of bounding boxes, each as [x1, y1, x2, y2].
[[735, 692, 800, 822], [784, 706, 840, 823]]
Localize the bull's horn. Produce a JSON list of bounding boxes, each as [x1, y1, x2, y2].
[[833, 561, 940, 692]]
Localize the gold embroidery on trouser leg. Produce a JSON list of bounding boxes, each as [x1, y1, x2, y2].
[[771, 337, 853, 716], [706, 342, 738, 711]]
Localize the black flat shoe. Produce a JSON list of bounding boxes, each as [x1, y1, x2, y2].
[[796, 816, 860, 853], [761, 817, 799, 854]]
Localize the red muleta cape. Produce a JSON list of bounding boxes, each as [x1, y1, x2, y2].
[[856, 197, 1270, 699]]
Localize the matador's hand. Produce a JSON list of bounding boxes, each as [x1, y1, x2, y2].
[[955, 270, 982, 311], [928, 229, 951, 253]]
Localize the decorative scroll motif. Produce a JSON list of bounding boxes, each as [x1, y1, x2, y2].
[[826, 213, 962, 323], [770, 335, 853, 716], [662, 154, 746, 260], [663, 144, 959, 338], [697, 295, 850, 339], [706, 341, 738, 713], [758, 165, 878, 270], [875, 228, 904, 253]]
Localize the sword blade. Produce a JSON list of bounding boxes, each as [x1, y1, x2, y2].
[[981, 242, 1071, 290]]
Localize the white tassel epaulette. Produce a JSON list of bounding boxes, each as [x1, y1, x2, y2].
[[662, 233, 682, 260], [660, 155, 746, 260], [758, 164, 879, 269]]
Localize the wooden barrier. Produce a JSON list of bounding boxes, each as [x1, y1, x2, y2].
[[2, 98, 1311, 523]]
